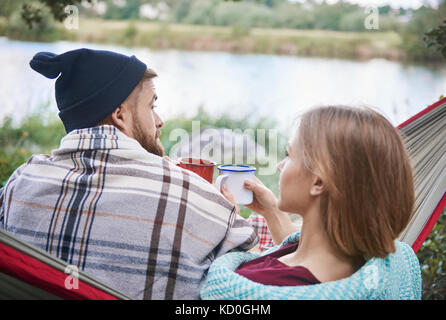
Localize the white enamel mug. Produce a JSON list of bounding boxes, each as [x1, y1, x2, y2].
[[215, 165, 257, 205]]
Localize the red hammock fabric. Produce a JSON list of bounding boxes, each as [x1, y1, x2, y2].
[[0, 242, 119, 300], [397, 97, 446, 254], [411, 193, 446, 253]]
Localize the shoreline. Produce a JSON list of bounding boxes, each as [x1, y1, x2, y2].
[[3, 17, 440, 63], [67, 19, 408, 62]]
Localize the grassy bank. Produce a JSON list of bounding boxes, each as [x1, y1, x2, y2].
[[0, 16, 410, 61], [69, 19, 407, 61]]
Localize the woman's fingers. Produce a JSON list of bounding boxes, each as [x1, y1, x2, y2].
[[244, 176, 266, 191], [244, 178, 265, 199], [244, 177, 278, 213], [243, 179, 255, 190]]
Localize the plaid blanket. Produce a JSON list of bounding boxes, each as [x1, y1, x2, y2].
[[0, 125, 258, 299], [246, 214, 274, 252]]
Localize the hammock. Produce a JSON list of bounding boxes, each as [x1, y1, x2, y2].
[[397, 97, 446, 252]]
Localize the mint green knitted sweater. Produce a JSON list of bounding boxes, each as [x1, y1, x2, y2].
[[201, 232, 421, 300]]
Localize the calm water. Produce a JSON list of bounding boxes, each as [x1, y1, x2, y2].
[[1, 38, 445, 132]]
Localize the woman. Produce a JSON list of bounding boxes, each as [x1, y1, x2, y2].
[[203, 105, 421, 299]]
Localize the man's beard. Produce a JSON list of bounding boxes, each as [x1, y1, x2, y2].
[[132, 121, 165, 157], [143, 137, 164, 157]]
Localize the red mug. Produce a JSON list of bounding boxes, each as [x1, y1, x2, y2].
[[177, 158, 216, 183]]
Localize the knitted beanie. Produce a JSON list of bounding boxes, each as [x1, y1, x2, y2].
[[30, 48, 147, 133]]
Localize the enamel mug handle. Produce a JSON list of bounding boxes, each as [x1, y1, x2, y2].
[[215, 174, 229, 192]]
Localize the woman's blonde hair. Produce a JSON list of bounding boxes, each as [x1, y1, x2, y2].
[[297, 105, 414, 258]]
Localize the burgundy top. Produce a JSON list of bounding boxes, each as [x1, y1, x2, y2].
[[235, 242, 321, 286]]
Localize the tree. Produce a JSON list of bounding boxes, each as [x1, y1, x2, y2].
[[424, 20, 446, 58], [20, 0, 92, 28], [103, 0, 142, 20], [312, 2, 358, 30], [378, 5, 391, 15], [172, 0, 191, 23]]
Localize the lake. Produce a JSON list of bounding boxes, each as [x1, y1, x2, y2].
[[0, 38, 445, 133]]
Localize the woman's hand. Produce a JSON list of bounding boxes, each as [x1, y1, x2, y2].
[[243, 176, 279, 218], [245, 177, 298, 245]]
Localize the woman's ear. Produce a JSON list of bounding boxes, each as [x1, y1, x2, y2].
[[310, 175, 325, 196]]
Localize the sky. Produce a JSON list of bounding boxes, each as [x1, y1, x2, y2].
[[291, 0, 440, 9]]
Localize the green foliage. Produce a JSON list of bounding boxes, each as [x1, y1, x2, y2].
[[103, 0, 141, 20], [312, 2, 358, 31], [182, 0, 217, 25], [338, 11, 367, 32], [119, 20, 138, 45], [214, 1, 275, 28], [0, 106, 65, 186], [424, 20, 446, 58], [0, 126, 32, 187], [3, 1, 64, 42], [0, 0, 21, 17], [273, 3, 314, 29], [19, 0, 92, 28], [230, 24, 251, 37], [417, 210, 446, 300], [0, 147, 31, 187], [171, 0, 191, 23], [378, 5, 392, 15], [401, 2, 446, 61], [166, 0, 427, 35], [378, 15, 404, 33]]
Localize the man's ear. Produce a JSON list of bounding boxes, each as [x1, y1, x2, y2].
[[310, 175, 325, 197], [110, 104, 132, 134]]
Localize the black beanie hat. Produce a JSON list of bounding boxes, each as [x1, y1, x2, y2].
[[30, 48, 147, 133]]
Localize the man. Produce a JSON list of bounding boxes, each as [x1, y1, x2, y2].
[[0, 48, 258, 299]]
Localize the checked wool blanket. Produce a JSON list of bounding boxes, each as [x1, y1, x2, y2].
[[0, 125, 258, 299]]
